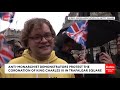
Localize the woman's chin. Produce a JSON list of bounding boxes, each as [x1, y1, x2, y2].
[[39, 50, 52, 56]]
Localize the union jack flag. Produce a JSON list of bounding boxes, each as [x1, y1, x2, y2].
[[0, 34, 14, 67], [66, 20, 88, 48], [0, 12, 15, 23]]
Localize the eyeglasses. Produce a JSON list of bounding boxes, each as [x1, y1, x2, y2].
[[29, 33, 53, 43]]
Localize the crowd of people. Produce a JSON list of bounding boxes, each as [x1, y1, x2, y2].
[[0, 18, 120, 78]]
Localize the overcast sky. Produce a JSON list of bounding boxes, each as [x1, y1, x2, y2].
[[0, 12, 69, 34]]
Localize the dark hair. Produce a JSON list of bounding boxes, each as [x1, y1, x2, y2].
[[16, 48, 25, 53], [55, 34, 74, 49], [64, 38, 74, 44], [21, 18, 56, 48]]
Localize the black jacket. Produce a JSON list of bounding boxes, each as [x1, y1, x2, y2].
[[54, 47, 76, 63], [113, 53, 120, 67]]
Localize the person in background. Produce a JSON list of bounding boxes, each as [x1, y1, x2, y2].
[[15, 48, 25, 58], [75, 45, 120, 78], [55, 36, 87, 78], [108, 35, 120, 78], [96, 43, 120, 78], [14, 41, 23, 58], [54, 38, 77, 63], [113, 35, 120, 68], [0, 18, 75, 78], [7, 40, 23, 58], [14, 41, 23, 48]]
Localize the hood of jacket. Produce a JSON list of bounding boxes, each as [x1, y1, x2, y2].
[[22, 49, 58, 64]]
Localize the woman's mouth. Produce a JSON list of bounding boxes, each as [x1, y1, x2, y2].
[[39, 45, 50, 49]]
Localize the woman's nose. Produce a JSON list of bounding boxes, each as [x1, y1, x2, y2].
[[40, 37, 48, 43]]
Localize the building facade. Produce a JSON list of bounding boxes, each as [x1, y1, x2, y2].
[[0, 28, 21, 42]]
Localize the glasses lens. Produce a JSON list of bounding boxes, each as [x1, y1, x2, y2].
[[29, 33, 53, 42]]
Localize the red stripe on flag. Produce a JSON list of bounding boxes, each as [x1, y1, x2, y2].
[[82, 33, 87, 41], [2, 13, 11, 21], [72, 23, 79, 32], [0, 49, 13, 59], [0, 56, 5, 63]]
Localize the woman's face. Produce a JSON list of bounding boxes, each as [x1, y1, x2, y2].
[[28, 23, 55, 59]]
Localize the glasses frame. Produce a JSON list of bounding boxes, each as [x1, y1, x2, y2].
[[29, 33, 54, 43]]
